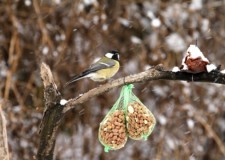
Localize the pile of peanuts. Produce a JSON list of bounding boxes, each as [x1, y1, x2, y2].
[[126, 102, 156, 140], [99, 101, 156, 151], [99, 110, 127, 150]]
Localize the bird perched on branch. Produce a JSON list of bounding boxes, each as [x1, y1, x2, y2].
[[65, 50, 120, 86]]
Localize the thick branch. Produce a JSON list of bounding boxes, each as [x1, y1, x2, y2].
[[37, 63, 63, 160], [63, 66, 225, 113]]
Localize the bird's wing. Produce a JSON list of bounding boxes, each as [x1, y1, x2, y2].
[[83, 59, 115, 75], [64, 58, 115, 87]]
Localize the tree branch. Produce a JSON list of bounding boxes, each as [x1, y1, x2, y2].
[[182, 106, 225, 157], [37, 63, 63, 160], [0, 105, 9, 160], [63, 66, 225, 113]]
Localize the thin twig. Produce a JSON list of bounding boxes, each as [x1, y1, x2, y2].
[[11, 83, 25, 108], [33, 0, 54, 49], [193, 113, 225, 157], [182, 107, 225, 157], [0, 104, 10, 160], [4, 5, 22, 100]]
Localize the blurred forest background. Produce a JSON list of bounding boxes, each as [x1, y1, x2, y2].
[[0, 0, 225, 160]]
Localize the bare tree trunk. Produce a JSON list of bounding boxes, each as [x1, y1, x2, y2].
[[37, 63, 64, 160]]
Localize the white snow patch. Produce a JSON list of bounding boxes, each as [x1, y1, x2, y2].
[[42, 46, 49, 55], [189, 155, 196, 160], [189, 0, 203, 11], [217, 118, 225, 132], [13, 105, 21, 113], [55, 35, 61, 41], [54, 0, 61, 4], [20, 140, 29, 148], [83, 0, 96, 6], [0, 61, 7, 77], [124, 60, 139, 74], [140, 17, 150, 29], [60, 99, 68, 105], [101, 14, 106, 20], [162, 4, 188, 26], [150, 54, 158, 61], [208, 104, 218, 113], [146, 11, 154, 19], [187, 119, 195, 129], [80, 18, 91, 28], [185, 45, 209, 62], [151, 18, 161, 28], [166, 33, 186, 52], [172, 66, 180, 72], [182, 104, 194, 116], [153, 86, 168, 97], [158, 114, 167, 125], [206, 64, 217, 72], [146, 33, 158, 49], [102, 24, 108, 31], [197, 145, 204, 152], [77, 3, 84, 12], [182, 86, 191, 96], [181, 45, 209, 72], [53, 51, 59, 57], [60, 34, 66, 41], [25, 0, 32, 6], [181, 63, 189, 71], [118, 18, 130, 27], [131, 36, 142, 44], [166, 137, 176, 150], [220, 69, 225, 74], [93, 15, 99, 24], [201, 19, 210, 32], [144, 65, 152, 70]]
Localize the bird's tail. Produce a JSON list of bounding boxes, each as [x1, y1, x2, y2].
[[64, 74, 86, 87]]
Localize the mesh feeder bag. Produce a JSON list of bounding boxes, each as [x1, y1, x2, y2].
[[98, 87, 128, 152], [124, 84, 156, 140]]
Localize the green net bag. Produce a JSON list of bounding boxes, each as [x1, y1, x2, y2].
[[123, 84, 156, 140], [99, 84, 156, 152], [98, 86, 128, 152]]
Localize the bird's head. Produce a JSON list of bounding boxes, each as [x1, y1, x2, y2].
[[105, 50, 120, 61]]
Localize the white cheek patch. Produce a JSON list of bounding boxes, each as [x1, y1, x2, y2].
[[105, 53, 114, 59]]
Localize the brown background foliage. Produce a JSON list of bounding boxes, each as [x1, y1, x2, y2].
[[0, 0, 225, 159]]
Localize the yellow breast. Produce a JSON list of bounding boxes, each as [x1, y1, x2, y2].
[[91, 61, 120, 81]]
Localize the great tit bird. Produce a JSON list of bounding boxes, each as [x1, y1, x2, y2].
[[65, 50, 120, 86]]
